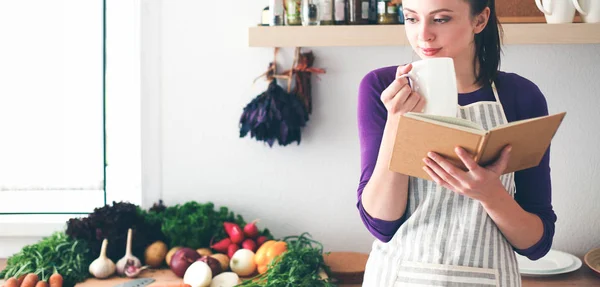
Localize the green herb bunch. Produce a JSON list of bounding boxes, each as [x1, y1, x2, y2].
[[146, 201, 272, 249], [238, 233, 336, 287], [0, 232, 92, 287]]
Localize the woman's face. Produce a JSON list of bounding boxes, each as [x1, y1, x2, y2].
[[402, 0, 485, 61]]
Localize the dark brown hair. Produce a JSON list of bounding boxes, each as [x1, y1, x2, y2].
[[466, 0, 503, 86]]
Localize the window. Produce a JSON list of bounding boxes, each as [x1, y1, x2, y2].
[[0, 0, 141, 243]]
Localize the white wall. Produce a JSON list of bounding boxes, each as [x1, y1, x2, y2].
[[147, 1, 600, 258]]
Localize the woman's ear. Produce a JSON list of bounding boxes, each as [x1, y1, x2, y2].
[[474, 7, 491, 34]]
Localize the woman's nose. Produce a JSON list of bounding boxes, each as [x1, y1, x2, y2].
[[418, 22, 435, 42]]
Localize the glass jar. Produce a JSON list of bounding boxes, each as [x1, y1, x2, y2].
[[377, 0, 398, 25], [348, 0, 369, 25], [320, 0, 334, 25], [302, 0, 320, 25], [286, 0, 302, 25]]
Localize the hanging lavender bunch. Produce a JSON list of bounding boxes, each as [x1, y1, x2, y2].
[[239, 80, 309, 147]]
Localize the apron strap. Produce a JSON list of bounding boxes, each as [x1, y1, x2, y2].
[[491, 82, 509, 124]]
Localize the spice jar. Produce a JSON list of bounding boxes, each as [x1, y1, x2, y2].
[[286, 0, 302, 25], [377, 0, 398, 25], [348, 0, 369, 25]]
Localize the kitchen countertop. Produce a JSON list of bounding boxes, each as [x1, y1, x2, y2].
[[2, 258, 599, 286]]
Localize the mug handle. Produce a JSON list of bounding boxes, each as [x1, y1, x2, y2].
[[535, 0, 553, 15], [571, 0, 588, 16]]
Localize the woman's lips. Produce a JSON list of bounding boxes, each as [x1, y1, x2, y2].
[[421, 48, 441, 56]]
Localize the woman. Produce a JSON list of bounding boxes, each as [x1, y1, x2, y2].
[[356, 0, 556, 286]]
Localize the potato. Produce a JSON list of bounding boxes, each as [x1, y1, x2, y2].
[[210, 253, 230, 271], [196, 248, 213, 257], [145, 241, 168, 268]]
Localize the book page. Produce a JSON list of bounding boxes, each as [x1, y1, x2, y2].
[[405, 112, 484, 131]]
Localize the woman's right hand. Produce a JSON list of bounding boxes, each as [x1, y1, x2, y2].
[[380, 64, 426, 118]]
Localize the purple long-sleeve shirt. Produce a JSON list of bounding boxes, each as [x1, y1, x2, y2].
[[356, 66, 556, 261]]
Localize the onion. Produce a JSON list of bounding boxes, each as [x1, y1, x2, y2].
[[170, 247, 201, 277], [197, 256, 222, 277], [183, 261, 212, 287], [210, 272, 241, 287], [229, 249, 256, 277]]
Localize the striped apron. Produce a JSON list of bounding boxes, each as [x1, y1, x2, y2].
[[363, 83, 520, 287]]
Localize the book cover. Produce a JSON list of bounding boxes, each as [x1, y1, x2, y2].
[[389, 112, 566, 180]]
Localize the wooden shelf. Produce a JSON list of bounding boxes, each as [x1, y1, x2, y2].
[[248, 23, 600, 47]]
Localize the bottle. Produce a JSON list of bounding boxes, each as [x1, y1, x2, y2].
[[261, 6, 270, 26], [269, 0, 284, 26], [334, 0, 346, 25], [320, 0, 334, 25], [286, 0, 302, 25], [302, 0, 320, 25], [368, 0, 378, 24], [348, 0, 369, 25]]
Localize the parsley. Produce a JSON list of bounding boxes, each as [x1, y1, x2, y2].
[[238, 233, 336, 287]]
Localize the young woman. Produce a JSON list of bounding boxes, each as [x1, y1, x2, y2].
[[356, 0, 556, 286]]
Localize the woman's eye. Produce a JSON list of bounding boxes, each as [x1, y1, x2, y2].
[[434, 18, 450, 23], [405, 17, 417, 23]]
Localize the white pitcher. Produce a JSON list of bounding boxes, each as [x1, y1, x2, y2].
[[572, 0, 600, 23], [535, 0, 587, 23]]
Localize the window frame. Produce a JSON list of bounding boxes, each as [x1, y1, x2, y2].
[[0, 0, 144, 244]]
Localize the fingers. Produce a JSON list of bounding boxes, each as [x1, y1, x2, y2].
[[381, 76, 410, 103], [403, 92, 425, 113], [382, 64, 413, 102], [413, 94, 426, 113], [487, 145, 512, 174], [395, 63, 413, 78], [388, 84, 413, 112], [455, 147, 480, 172], [423, 152, 465, 188]]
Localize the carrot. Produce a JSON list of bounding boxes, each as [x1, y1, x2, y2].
[[3, 277, 18, 287], [20, 274, 39, 287], [34, 281, 48, 287], [16, 275, 26, 287], [48, 274, 63, 287]]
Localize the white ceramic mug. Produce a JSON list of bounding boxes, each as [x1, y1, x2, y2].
[[573, 0, 600, 23], [535, 0, 587, 23], [397, 57, 458, 117]]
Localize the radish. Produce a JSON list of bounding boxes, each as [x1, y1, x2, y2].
[[229, 249, 256, 277], [227, 244, 239, 259], [223, 222, 245, 244], [210, 238, 232, 254], [243, 220, 259, 238], [209, 272, 241, 287], [241, 238, 257, 252], [183, 261, 212, 287], [255, 236, 268, 248]]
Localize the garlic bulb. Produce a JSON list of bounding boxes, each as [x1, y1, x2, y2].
[[89, 239, 116, 279], [116, 228, 142, 276]]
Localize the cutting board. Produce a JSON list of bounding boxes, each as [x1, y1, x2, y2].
[[73, 269, 361, 287]]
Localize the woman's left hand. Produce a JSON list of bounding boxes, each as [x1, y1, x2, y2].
[[422, 145, 512, 204]]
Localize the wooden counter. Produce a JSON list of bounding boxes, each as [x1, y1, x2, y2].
[[2, 259, 599, 286]]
